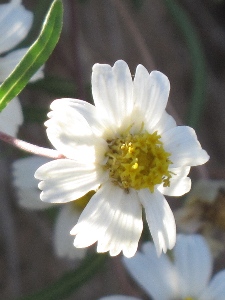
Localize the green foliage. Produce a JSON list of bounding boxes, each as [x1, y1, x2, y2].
[[17, 253, 107, 300], [28, 76, 77, 98], [23, 106, 48, 123], [45, 206, 60, 223], [0, 0, 63, 112]]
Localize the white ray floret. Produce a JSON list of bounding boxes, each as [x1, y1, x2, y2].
[[13, 156, 87, 260], [119, 234, 225, 300]]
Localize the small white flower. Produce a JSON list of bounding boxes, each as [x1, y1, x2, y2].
[[12, 156, 87, 260], [121, 234, 225, 300], [35, 60, 209, 257], [175, 179, 225, 256], [0, 0, 44, 136]]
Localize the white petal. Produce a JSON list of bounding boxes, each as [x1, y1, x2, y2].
[[100, 296, 140, 300], [0, 0, 33, 54], [123, 242, 178, 300], [54, 205, 86, 260], [174, 234, 213, 298], [35, 159, 103, 203], [46, 99, 107, 162], [0, 48, 44, 82], [199, 270, 225, 300], [92, 60, 133, 129], [12, 156, 53, 210], [71, 182, 143, 257], [0, 97, 23, 136], [133, 67, 170, 130], [139, 189, 176, 255], [71, 182, 120, 247], [13, 156, 50, 189], [150, 111, 176, 135], [161, 126, 209, 167], [158, 166, 191, 196], [97, 187, 143, 258], [17, 189, 52, 210]]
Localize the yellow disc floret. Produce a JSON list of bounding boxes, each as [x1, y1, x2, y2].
[[105, 130, 173, 192]]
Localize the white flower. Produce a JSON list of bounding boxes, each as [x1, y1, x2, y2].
[[0, 0, 44, 136], [12, 156, 87, 260], [35, 60, 209, 257], [120, 234, 225, 300]]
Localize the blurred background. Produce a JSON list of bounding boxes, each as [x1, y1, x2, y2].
[[1, 0, 225, 299]]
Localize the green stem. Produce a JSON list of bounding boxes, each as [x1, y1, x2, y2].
[[16, 253, 107, 300], [164, 0, 207, 128]]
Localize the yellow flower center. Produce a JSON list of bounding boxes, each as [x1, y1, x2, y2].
[[104, 129, 173, 192]]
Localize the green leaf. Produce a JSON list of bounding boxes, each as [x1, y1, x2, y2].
[[0, 0, 63, 112], [17, 253, 107, 300]]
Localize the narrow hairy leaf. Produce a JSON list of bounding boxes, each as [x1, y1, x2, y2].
[[0, 0, 63, 112]]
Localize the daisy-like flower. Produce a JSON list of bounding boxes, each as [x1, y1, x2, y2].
[[13, 156, 87, 260], [0, 0, 44, 136], [100, 234, 225, 300], [35, 60, 209, 257]]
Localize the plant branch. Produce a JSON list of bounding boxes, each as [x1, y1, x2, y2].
[[0, 131, 64, 159]]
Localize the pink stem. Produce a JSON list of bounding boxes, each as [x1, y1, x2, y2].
[[0, 131, 64, 159]]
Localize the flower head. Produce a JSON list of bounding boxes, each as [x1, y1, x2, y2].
[[0, 0, 44, 136], [120, 234, 225, 300], [35, 60, 209, 257]]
